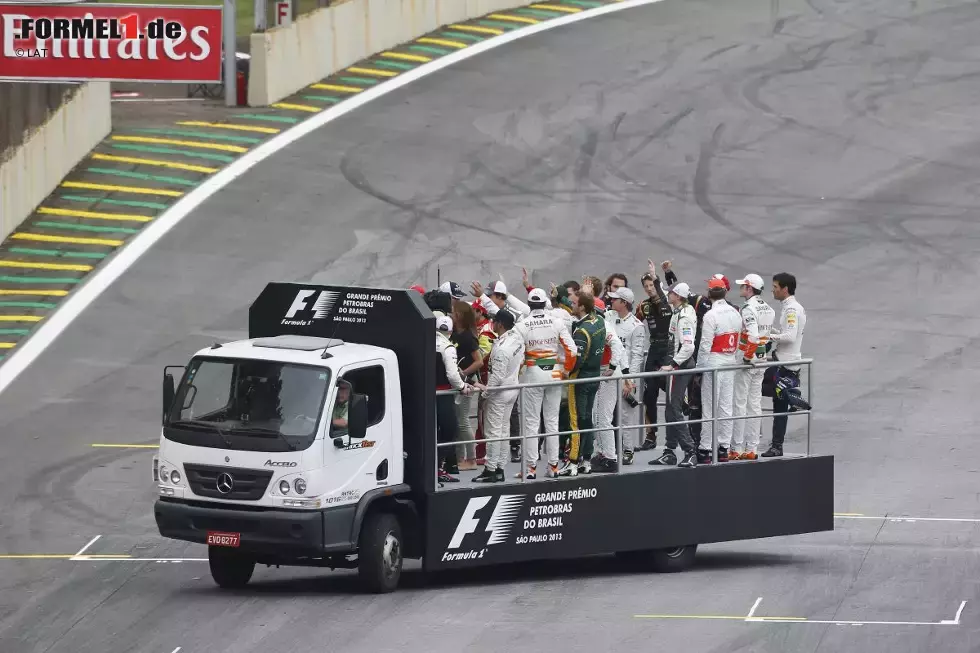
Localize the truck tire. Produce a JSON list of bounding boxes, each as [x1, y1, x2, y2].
[[208, 547, 255, 588], [650, 545, 697, 572], [358, 512, 403, 593]]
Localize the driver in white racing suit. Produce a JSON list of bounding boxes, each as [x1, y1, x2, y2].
[[512, 288, 578, 479], [472, 309, 524, 482], [593, 287, 647, 469], [730, 274, 775, 460], [588, 297, 627, 472], [696, 279, 743, 463]]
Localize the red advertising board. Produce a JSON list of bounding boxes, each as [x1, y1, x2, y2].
[[0, 3, 223, 83]]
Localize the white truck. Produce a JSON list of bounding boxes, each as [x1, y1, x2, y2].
[[154, 283, 833, 593]]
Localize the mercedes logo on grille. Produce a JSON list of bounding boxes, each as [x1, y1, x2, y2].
[[216, 472, 234, 494]]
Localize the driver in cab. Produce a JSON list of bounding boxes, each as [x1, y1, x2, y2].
[[332, 382, 352, 434]]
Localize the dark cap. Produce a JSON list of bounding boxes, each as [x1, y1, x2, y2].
[[492, 309, 515, 329]]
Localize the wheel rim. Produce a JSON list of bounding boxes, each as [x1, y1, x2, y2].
[[664, 546, 686, 558], [382, 532, 401, 579]]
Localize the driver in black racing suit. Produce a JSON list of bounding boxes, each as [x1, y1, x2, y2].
[[635, 260, 674, 450]]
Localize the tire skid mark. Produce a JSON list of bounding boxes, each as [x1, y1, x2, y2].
[[338, 148, 599, 257], [611, 214, 745, 272], [701, 43, 741, 62], [693, 123, 825, 264]]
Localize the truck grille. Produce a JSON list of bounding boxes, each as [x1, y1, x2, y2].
[[183, 463, 273, 501]]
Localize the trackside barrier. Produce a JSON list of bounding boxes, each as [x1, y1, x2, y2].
[[247, 0, 563, 106], [435, 358, 813, 488]]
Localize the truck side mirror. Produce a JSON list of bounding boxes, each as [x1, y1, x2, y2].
[[348, 393, 369, 440], [163, 373, 176, 424]]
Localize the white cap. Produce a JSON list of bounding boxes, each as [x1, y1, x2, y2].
[[607, 287, 635, 305], [527, 287, 549, 304], [490, 280, 508, 295], [736, 273, 764, 291], [669, 282, 691, 298], [436, 315, 453, 333]]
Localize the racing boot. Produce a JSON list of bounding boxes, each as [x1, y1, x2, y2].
[[557, 459, 578, 477], [638, 429, 658, 450], [473, 467, 504, 483], [546, 462, 560, 478], [740, 451, 758, 461], [514, 464, 536, 480], [696, 449, 712, 465], [438, 470, 459, 484], [649, 449, 677, 466], [591, 454, 617, 473], [761, 446, 783, 458], [717, 446, 729, 463], [623, 449, 634, 466], [728, 449, 742, 461], [678, 451, 698, 467], [578, 459, 592, 475]]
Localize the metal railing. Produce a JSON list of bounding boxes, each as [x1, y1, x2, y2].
[[435, 358, 813, 486]]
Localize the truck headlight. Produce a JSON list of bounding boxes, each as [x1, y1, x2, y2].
[[159, 465, 169, 484], [294, 478, 306, 494], [279, 479, 290, 494], [170, 469, 181, 485]]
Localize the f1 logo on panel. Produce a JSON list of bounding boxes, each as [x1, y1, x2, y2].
[[282, 290, 339, 326], [443, 494, 524, 562]]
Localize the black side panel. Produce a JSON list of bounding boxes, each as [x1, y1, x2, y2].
[[423, 456, 834, 571], [248, 283, 435, 495]]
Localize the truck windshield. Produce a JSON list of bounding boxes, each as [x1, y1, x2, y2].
[[164, 357, 331, 452]]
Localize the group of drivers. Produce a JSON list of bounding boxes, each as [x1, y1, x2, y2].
[[426, 260, 807, 484]]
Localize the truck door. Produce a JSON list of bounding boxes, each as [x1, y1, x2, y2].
[[324, 362, 393, 502]]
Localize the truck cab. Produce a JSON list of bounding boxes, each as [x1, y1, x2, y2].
[[155, 284, 433, 593]]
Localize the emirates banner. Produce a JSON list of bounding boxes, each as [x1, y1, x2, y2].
[[0, 3, 223, 82]]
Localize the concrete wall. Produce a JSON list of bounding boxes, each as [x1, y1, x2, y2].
[[248, 0, 533, 106], [0, 82, 111, 240], [0, 83, 78, 154]]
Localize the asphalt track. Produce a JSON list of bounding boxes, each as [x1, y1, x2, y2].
[[2, 0, 980, 650]]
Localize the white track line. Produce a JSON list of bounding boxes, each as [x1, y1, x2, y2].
[[836, 515, 980, 523], [0, 0, 666, 397], [73, 557, 208, 562], [70, 535, 101, 560], [746, 597, 762, 620], [750, 618, 955, 626], [946, 600, 968, 625]]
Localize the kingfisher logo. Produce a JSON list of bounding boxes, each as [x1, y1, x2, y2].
[[443, 494, 524, 562], [282, 290, 340, 326]]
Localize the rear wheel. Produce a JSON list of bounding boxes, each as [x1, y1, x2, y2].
[[616, 544, 698, 572], [208, 546, 255, 588], [357, 512, 403, 593], [650, 544, 697, 572]]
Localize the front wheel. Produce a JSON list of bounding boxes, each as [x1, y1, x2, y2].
[[208, 546, 255, 588], [357, 512, 403, 593]]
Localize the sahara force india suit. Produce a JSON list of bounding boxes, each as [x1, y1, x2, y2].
[[594, 310, 647, 461], [592, 311, 639, 460], [512, 308, 577, 477], [731, 295, 775, 456], [481, 328, 525, 472], [697, 300, 743, 456]]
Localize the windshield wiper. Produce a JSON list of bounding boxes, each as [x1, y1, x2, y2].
[[169, 419, 234, 447], [231, 426, 297, 451]]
